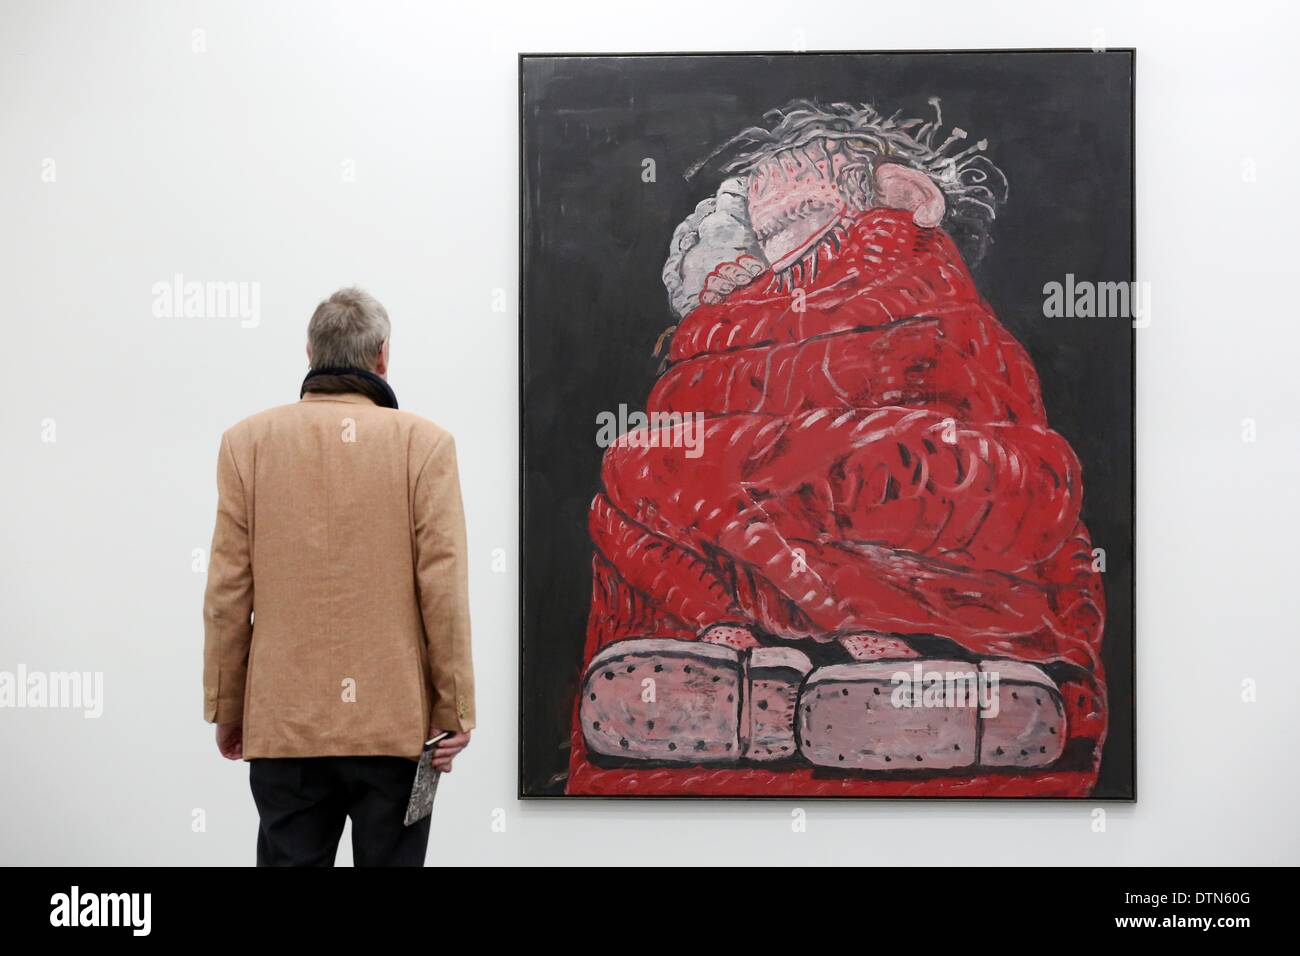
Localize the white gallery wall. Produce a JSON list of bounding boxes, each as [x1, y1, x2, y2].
[[0, 0, 1296, 865]]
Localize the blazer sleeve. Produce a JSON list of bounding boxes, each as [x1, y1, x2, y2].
[[202, 431, 254, 724], [413, 433, 476, 732]]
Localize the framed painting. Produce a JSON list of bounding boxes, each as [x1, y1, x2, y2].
[[519, 50, 1135, 799]]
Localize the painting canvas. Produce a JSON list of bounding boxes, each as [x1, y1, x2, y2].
[[520, 51, 1135, 799]]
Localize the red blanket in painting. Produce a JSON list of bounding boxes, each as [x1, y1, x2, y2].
[[568, 207, 1107, 797]]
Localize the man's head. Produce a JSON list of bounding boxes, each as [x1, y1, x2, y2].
[[306, 286, 391, 376]]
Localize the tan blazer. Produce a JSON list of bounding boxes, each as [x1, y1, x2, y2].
[[202, 392, 474, 760]]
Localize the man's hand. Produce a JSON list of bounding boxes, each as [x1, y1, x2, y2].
[[430, 730, 471, 773], [216, 722, 243, 760]]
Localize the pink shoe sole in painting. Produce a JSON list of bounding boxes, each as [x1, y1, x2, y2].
[[580, 639, 1067, 772], [579, 638, 812, 764], [797, 659, 1066, 770]]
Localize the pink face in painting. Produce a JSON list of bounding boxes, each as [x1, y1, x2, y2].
[[746, 138, 947, 272], [746, 140, 854, 273]]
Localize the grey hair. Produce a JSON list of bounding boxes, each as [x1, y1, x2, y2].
[[688, 98, 1010, 264], [306, 286, 391, 369]]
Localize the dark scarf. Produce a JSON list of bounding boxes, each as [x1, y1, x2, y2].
[[300, 367, 399, 409]]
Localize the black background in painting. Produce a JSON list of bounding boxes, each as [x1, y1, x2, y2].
[[520, 51, 1135, 798]]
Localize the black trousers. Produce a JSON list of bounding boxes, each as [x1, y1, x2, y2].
[[248, 756, 431, 867]]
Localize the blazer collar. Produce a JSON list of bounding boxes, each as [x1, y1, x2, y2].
[[300, 392, 377, 406]]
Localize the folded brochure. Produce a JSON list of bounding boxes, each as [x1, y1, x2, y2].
[[404, 733, 449, 826]]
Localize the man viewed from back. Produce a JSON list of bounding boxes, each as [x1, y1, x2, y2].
[[202, 287, 474, 866]]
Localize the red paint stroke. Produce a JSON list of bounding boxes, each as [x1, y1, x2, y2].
[[568, 208, 1107, 797]]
